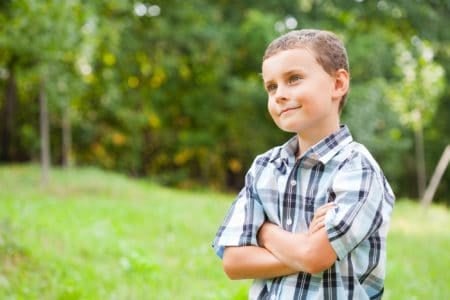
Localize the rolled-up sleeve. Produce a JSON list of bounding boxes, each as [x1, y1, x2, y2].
[[324, 156, 385, 260], [212, 162, 266, 259]]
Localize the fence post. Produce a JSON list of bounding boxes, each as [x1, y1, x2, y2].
[[421, 145, 450, 207]]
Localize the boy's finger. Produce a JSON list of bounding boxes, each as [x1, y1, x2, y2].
[[321, 202, 336, 209], [317, 203, 335, 211], [309, 218, 326, 234], [315, 203, 335, 217], [310, 214, 326, 227]]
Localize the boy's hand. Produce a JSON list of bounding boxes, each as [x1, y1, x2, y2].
[[309, 202, 335, 235]]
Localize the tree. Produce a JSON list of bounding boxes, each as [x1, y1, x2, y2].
[[0, 0, 85, 183], [1, 0, 449, 202], [386, 39, 445, 197]]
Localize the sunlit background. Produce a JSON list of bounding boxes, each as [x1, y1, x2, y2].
[[0, 0, 449, 299]]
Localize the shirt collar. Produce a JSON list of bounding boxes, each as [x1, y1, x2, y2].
[[271, 125, 353, 169]]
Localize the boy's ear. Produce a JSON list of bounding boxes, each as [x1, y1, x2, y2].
[[332, 69, 349, 100]]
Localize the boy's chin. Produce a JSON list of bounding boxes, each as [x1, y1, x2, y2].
[[277, 126, 301, 134], [274, 121, 302, 133]]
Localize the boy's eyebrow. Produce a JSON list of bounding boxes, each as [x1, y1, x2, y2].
[[262, 68, 306, 83], [283, 68, 306, 75], [263, 78, 275, 86]]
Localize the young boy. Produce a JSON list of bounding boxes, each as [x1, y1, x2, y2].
[[212, 29, 395, 299]]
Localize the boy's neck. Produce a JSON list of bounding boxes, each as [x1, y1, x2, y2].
[[296, 122, 340, 158]]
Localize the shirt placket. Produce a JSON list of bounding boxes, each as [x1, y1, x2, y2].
[[283, 161, 300, 231]]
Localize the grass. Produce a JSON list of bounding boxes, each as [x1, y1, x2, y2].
[[384, 201, 450, 300], [0, 165, 249, 299], [0, 164, 449, 299]]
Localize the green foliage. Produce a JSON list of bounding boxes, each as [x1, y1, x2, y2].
[[0, 165, 449, 299], [0, 1, 449, 201], [387, 38, 445, 130], [342, 78, 413, 192]]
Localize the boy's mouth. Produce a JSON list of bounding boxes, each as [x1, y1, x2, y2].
[[280, 106, 302, 116]]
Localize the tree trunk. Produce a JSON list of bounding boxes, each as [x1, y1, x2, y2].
[[0, 63, 17, 161], [415, 125, 426, 199], [39, 80, 50, 185], [61, 103, 72, 168]]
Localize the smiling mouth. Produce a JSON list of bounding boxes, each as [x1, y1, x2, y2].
[[280, 106, 302, 116]]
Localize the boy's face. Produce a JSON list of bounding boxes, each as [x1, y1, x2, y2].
[[262, 48, 347, 136]]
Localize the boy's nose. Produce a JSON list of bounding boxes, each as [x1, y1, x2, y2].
[[275, 86, 289, 102]]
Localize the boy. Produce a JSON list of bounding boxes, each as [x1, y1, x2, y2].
[[212, 29, 395, 299]]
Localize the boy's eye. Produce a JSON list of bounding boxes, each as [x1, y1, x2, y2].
[[266, 84, 277, 92], [288, 75, 301, 83]]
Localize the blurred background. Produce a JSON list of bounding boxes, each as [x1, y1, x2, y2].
[[0, 1, 449, 299], [0, 0, 449, 202]]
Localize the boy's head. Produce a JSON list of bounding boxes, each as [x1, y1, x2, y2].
[[263, 29, 350, 111]]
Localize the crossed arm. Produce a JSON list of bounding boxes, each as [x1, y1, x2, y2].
[[222, 203, 337, 279]]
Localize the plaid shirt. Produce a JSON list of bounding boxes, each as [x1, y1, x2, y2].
[[213, 125, 395, 300]]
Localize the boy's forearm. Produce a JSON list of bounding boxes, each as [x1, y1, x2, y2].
[[258, 223, 337, 274], [222, 246, 297, 280]]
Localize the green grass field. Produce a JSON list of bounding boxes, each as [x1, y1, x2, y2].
[[0, 165, 449, 299]]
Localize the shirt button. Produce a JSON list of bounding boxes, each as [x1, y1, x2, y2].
[[311, 153, 319, 160], [290, 180, 297, 186]]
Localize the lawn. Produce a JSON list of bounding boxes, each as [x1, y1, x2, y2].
[[0, 165, 449, 299]]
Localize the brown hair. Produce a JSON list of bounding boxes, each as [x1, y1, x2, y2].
[[263, 29, 350, 111]]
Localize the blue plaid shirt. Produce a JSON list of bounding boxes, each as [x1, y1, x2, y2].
[[213, 125, 395, 300]]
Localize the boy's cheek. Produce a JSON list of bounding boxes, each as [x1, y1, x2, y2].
[[267, 104, 277, 119]]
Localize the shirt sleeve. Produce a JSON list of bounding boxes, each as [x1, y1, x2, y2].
[[324, 155, 386, 260], [212, 160, 266, 259]]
